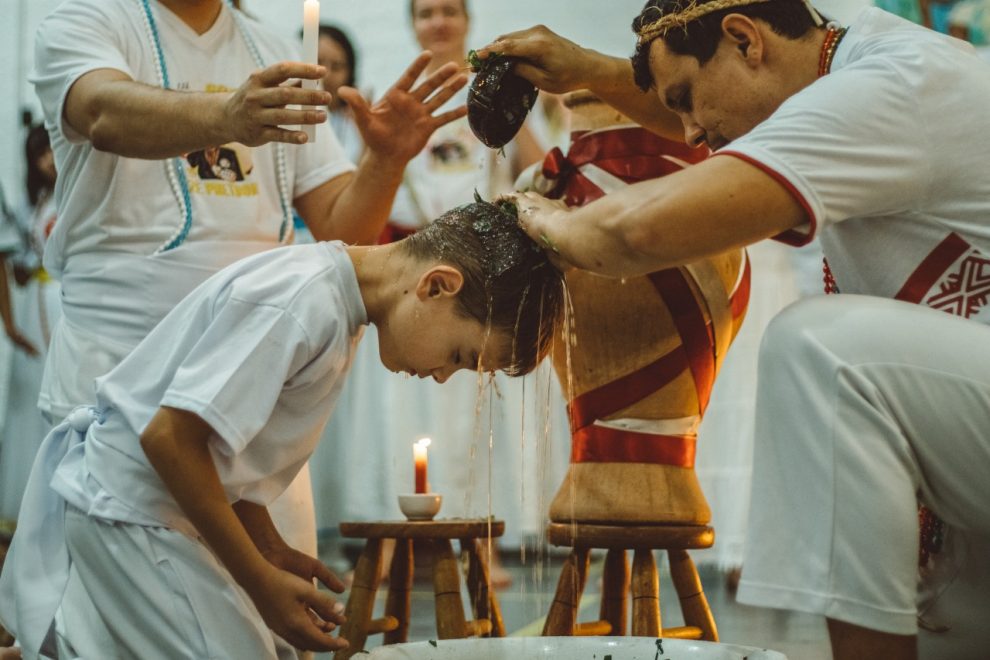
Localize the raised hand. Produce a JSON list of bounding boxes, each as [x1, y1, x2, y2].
[[224, 62, 333, 146], [339, 52, 468, 164], [476, 25, 596, 94]]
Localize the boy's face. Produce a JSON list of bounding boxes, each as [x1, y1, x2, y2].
[[376, 265, 510, 383]]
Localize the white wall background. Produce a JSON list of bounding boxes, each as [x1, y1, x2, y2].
[[0, 0, 869, 211]]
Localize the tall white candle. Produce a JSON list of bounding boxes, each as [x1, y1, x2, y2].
[[301, 0, 320, 143]]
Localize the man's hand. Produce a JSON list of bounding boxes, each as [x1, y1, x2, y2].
[[339, 52, 468, 163], [224, 62, 333, 146], [476, 26, 595, 94], [509, 191, 574, 272], [249, 564, 349, 652]]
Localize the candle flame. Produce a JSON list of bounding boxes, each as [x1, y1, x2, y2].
[[415, 437, 432, 448]]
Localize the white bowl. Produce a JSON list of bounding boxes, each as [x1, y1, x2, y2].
[[368, 637, 788, 659], [398, 493, 442, 521]]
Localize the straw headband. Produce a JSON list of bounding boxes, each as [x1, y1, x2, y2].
[[636, 0, 824, 44]]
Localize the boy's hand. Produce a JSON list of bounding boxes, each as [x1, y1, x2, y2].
[[261, 544, 346, 593], [250, 565, 348, 652]]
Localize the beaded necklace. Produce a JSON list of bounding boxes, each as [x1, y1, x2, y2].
[[137, 0, 293, 253], [817, 24, 847, 293]]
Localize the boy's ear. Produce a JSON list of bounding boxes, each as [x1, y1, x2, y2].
[[415, 265, 465, 300]]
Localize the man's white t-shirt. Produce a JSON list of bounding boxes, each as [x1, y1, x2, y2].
[[52, 241, 367, 530], [721, 8, 990, 323], [32, 0, 356, 415]]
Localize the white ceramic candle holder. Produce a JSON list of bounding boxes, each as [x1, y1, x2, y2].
[[398, 493, 442, 521]]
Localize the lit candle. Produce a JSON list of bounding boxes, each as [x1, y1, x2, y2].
[[414, 437, 431, 494], [301, 0, 320, 143]]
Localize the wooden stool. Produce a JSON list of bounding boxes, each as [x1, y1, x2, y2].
[[542, 523, 718, 641], [334, 519, 506, 659]]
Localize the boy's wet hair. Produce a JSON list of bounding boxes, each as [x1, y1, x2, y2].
[[401, 194, 564, 376]]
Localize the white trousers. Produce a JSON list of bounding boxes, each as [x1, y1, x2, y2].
[[56, 506, 298, 660], [737, 295, 990, 636]]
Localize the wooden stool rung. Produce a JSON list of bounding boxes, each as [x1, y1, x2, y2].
[[574, 620, 612, 636], [660, 625, 703, 639], [464, 619, 494, 637], [366, 616, 399, 635]]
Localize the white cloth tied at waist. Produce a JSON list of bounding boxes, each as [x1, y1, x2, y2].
[[0, 406, 193, 659]]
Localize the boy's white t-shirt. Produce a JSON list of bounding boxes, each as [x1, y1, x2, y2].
[[720, 8, 990, 321], [32, 0, 355, 276], [54, 242, 367, 529]]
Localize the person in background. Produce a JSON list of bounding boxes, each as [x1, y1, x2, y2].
[[0, 125, 61, 528], [319, 25, 365, 164]]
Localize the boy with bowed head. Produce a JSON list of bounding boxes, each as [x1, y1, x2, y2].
[[0, 198, 563, 659]]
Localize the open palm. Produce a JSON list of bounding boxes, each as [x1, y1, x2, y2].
[[340, 52, 468, 164]]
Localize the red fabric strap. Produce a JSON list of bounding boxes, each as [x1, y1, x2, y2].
[[571, 424, 696, 468], [542, 128, 707, 206], [648, 269, 716, 414], [895, 232, 970, 304], [377, 222, 417, 245], [568, 347, 689, 432]]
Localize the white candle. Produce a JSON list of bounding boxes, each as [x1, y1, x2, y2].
[[301, 0, 320, 143], [414, 437, 431, 494]]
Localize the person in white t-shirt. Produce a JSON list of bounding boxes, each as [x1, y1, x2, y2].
[[479, 2, 990, 658], [31, 0, 467, 561], [0, 198, 564, 660]]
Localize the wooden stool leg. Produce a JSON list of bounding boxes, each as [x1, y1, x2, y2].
[[432, 538, 468, 639], [631, 548, 660, 637], [542, 546, 590, 636], [335, 538, 384, 660], [383, 538, 414, 644], [600, 548, 629, 636], [462, 538, 506, 637], [669, 549, 718, 641]]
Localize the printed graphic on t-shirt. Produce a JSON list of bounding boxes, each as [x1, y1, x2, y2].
[[896, 232, 990, 324], [182, 82, 259, 198], [425, 122, 480, 174]]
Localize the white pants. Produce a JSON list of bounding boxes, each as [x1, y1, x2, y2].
[[737, 295, 990, 636], [57, 506, 297, 660]]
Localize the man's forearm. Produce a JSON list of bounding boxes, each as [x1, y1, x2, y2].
[[77, 77, 231, 159], [301, 150, 406, 245], [581, 54, 684, 142]]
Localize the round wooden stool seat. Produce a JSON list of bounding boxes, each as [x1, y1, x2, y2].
[[341, 519, 505, 540], [548, 523, 713, 550], [334, 518, 505, 659]]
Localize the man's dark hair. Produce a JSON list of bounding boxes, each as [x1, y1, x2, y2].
[[400, 195, 563, 376], [630, 0, 819, 90], [318, 24, 358, 89]]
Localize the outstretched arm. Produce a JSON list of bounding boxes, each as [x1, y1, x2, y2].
[[294, 52, 469, 245], [64, 62, 331, 158], [512, 155, 807, 278], [0, 255, 38, 356], [476, 26, 684, 142], [140, 406, 348, 652]]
